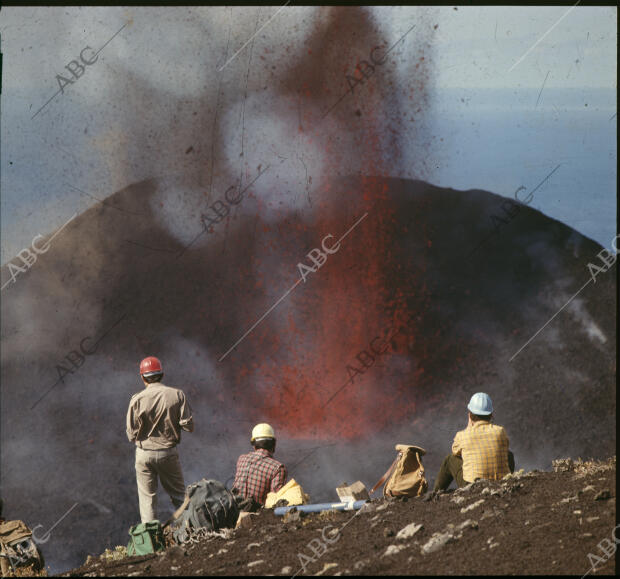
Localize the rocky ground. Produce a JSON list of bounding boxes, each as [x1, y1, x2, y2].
[[58, 456, 616, 577]]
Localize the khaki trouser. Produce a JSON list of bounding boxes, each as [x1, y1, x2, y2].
[[434, 451, 516, 491], [135, 447, 186, 523]]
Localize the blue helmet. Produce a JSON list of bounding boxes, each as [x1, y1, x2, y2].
[[467, 392, 493, 415]]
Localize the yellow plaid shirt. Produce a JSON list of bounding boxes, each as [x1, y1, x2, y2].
[[452, 421, 510, 483]]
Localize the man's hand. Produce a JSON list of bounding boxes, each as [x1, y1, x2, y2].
[[180, 417, 194, 433]]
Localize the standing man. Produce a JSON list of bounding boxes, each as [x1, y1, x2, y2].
[[434, 392, 515, 491], [232, 423, 287, 510], [126, 356, 194, 523]]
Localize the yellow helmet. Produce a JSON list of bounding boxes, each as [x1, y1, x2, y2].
[[251, 423, 275, 442]]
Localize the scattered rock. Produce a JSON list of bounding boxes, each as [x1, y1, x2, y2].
[[62, 455, 616, 577], [336, 480, 370, 502], [572, 457, 616, 477], [358, 502, 377, 514], [454, 483, 474, 494], [487, 537, 499, 549], [236, 511, 259, 529], [214, 528, 234, 540], [526, 503, 544, 512], [383, 544, 407, 557], [283, 509, 302, 523], [353, 559, 370, 570], [445, 519, 478, 536], [421, 531, 454, 554], [557, 494, 578, 504], [396, 522, 423, 540], [552, 458, 575, 472], [594, 489, 611, 501], [461, 499, 485, 513], [530, 521, 553, 532], [502, 481, 524, 493], [314, 562, 338, 575], [246, 542, 262, 550], [317, 510, 339, 522], [456, 519, 478, 532], [216, 548, 228, 555], [480, 507, 503, 521]]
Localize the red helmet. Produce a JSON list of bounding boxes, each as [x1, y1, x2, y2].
[[140, 356, 163, 376]]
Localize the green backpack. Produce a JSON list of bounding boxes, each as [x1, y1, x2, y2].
[[168, 479, 239, 544], [127, 521, 165, 556]]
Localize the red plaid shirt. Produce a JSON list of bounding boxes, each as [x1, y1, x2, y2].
[[232, 448, 287, 505]]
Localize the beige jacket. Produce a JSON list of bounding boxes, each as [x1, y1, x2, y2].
[[126, 382, 193, 450]]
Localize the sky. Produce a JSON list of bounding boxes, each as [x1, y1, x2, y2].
[[0, 5, 617, 266], [432, 5, 616, 89]]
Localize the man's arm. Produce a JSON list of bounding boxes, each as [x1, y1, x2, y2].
[[502, 426, 510, 450], [451, 430, 463, 456], [270, 464, 287, 493], [178, 392, 194, 432], [231, 456, 243, 493], [126, 400, 138, 443]]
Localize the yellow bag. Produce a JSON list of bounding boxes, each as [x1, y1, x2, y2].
[[265, 479, 309, 509]]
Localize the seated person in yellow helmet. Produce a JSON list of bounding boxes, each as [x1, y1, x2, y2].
[[232, 423, 287, 510]]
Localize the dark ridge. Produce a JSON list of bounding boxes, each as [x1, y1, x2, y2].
[[0, 174, 615, 574]]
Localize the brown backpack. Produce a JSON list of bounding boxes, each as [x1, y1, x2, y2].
[[0, 520, 44, 573], [371, 444, 428, 498], [0, 520, 31, 545]]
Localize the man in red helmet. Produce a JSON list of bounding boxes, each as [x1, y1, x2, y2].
[[126, 356, 194, 523]]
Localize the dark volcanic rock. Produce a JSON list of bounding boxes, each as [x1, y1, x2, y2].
[[62, 457, 616, 576]]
